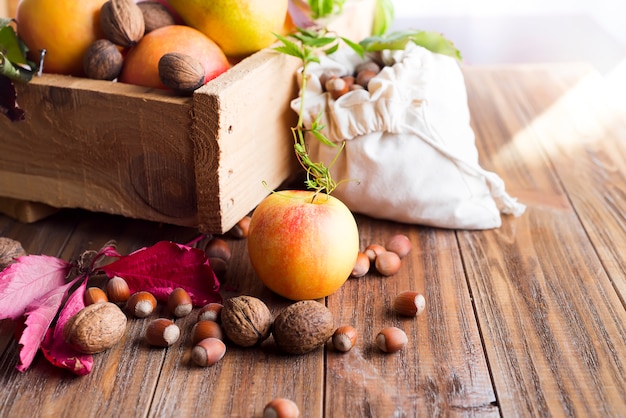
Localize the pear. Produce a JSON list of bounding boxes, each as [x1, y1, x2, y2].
[[167, 0, 289, 57]]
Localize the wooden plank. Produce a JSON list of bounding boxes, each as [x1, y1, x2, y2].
[[461, 64, 626, 416], [0, 76, 199, 226], [0, 211, 200, 417], [326, 218, 499, 416], [148, 237, 326, 417]]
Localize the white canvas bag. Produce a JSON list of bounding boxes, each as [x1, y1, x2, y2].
[[291, 43, 525, 229]]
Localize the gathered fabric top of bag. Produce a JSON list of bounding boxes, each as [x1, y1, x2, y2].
[[290, 43, 525, 230]]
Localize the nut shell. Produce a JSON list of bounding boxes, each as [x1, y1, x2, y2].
[[63, 302, 127, 354], [83, 39, 123, 81], [84, 287, 108, 305], [191, 320, 224, 345], [191, 337, 226, 367], [221, 296, 272, 347], [106, 276, 130, 304], [392, 290, 426, 317], [137, 1, 176, 33], [100, 0, 145, 47], [158, 52, 205, 95], [273, 300, 334, 355], [375, 326, 408, 353], [168, 287, 193, 317], [126, 291, 157, 318], [263, 398, 300, 418], [0, 237, 26, 270], [145, 318, 180, 347]]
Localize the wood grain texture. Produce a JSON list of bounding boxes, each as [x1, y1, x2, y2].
[[462, 64, 626, 417], [1, 64, 625, 418]]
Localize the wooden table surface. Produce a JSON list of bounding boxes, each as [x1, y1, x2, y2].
[[1, 63, 626, 417]]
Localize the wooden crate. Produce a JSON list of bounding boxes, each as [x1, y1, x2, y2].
[[0, 1, 374, 234]]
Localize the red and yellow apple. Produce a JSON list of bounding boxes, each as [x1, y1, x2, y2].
[[118, 25, 230, 89], [16, 0, 108, 76], [247, 190, 359, 301]]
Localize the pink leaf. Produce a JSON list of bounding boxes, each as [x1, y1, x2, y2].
[[100, 241, 221, 306], [0, 255, 72, 321], [16, 279, 77, 372], [41, 280, 93, 376]]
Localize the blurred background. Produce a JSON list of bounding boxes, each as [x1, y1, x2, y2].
[[391, 0, 626, 73]]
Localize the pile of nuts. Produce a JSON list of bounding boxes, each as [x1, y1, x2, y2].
[[320, 60, 382, 100], [83, 0, 200, 94], [351, 233, 413, 277]]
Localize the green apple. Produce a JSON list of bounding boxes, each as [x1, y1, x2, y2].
[[166, 0, 289, 57]]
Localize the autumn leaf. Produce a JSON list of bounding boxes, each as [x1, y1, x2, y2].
[[99, 241, 221, 306], [41, 280, 93, 376], [16, 278, 78, 372], [0, 255, 72, 321]]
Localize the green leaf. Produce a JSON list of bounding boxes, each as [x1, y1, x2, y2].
[[340, 36, 364, 58], [0, 20, 30, 66], [312, 130, 335, 147], [371, 0, 395, 36], [0, 52, 35, 83], [273, 33, 306, 59], [360, 30, 462, 60], [307, 0, 344, 19]]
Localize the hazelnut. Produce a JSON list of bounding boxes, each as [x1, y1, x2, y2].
[[106, 276, 130, 304], [191, 320, 224, 345], [100, 0, 145, 47], [273, 300, 334, 355], [167, 287, 193, 317], [263, 398, 300, 418], [385, 234, 412, 258], [197, 302, 223, 323], [350, 252, 370, 278], [126, 291, 157, 318], [191, 337, 226, 367], [228, 216, 251, 238], [63, 302, 127, 354], [84, 287, 108, 305], [375, 326, 407, 353], [374, 251, 402, 276], [83, 39, 124, 81], [145, 318, 180, 347], [392, 291, 426, 317], [355, 60, 381, 75], [355, 69, 377, 89], [158, 52, 205, 96], [137, 1, 176, 33], [205, 237, 231, 263], [208, 257, 227, 280], [325, 76, 349, 100], [332, 325, 357, 352], [364, 244, 385, 262], [221, 296, 272, 347]]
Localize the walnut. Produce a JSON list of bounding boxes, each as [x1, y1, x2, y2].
[[158, 52, 206, 96], [83, 39, 124, 80], [100, 0, 145, 47], [137, 1, 176, 33], [0, 237, 26, 270], [220, 296, 272, 347], [63, 302, 127, 353], [272, 300, 334, 354]]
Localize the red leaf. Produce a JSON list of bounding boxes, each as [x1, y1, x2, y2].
[[100, 241, 221, 306], [41, 280, 93, 375], [16, 279, 77, 372], [0, 255, 72, 321]]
